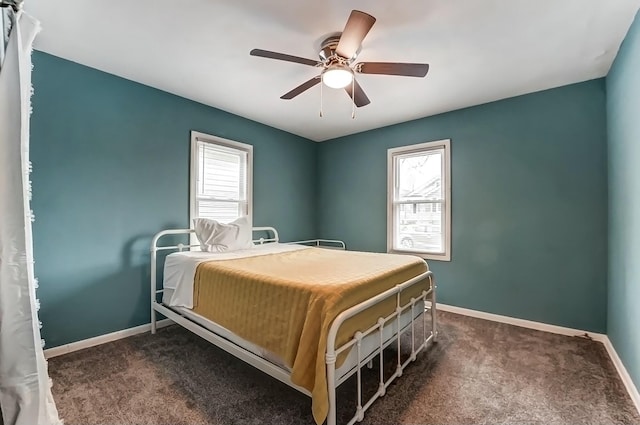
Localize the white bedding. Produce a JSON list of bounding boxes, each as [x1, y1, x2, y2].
[[163, 243, 310, 308]]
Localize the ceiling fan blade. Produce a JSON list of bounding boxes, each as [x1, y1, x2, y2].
[[281, 76, 322, 100], [250, 49, 321, 67], [357, 62, 430, 77], [335, 10, 376, 59], [344, 79, 371, 107]]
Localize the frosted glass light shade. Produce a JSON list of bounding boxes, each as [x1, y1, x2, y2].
[[322, 66, 353, 89]]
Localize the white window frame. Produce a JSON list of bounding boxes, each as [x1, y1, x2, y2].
[[387, 139, 451, 261], [189, 131, 253, 227]]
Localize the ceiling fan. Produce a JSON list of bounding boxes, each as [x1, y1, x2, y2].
[[250, 10, 429, 108]]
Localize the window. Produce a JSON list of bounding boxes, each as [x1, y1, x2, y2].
[[387, 139, 451, 261], [190, 131, 253, 225]]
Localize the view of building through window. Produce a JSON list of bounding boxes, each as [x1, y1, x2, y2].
[[396, 150, 444, 253]]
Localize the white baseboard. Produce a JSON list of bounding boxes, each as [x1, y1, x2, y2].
[[429, 302, 639, 414], [601, 336, 640, 413], [428, 301, 607, 341], [44, 319, 173, 359]]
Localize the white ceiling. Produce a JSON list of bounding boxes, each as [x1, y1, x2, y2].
[[26, 0, 640, 142]]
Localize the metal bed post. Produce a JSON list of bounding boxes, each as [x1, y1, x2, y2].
[[326, 352, 337, 425], [150, 233, 159, 334], [431, 275, 437, 342], [150, 228, 198, 334]]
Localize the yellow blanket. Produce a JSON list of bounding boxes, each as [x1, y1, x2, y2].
[[192, 247, 429, 424]]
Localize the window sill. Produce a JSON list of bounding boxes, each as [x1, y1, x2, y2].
[[388, 249, 451, 262]]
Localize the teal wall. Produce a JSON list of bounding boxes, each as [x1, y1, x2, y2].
[[318, 80, 608, 332], [32, 51, 612, 347], [606, 11, 640, 391], [31, 52, 317, 347]]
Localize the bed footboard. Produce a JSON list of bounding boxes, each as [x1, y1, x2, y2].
[[325, 266, 437, 425]]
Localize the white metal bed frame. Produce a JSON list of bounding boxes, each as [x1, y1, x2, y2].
[[150, 226, 437, 425]]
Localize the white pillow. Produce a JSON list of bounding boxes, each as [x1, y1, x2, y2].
[[192, 216, 253, 253]]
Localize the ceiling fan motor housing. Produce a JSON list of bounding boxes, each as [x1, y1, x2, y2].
[[319, 34, 359, 64]]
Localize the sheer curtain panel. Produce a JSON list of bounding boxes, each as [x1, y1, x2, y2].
[[0, 9, 60, 425]]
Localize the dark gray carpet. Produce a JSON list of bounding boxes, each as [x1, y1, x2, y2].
[[47, 311, 640, 424]]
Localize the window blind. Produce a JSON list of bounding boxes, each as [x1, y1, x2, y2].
[[194, 140, 249, 223]]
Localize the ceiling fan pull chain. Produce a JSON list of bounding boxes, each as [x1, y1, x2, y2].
[[351, 78, 356, 119], [320, 78, 324, 118]]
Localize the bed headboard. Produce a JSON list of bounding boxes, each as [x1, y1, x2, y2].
[[151, 226, 280, 254], [252, 227, 280, 245]]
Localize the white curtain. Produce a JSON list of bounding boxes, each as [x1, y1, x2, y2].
[[0, 9, 61, 425]]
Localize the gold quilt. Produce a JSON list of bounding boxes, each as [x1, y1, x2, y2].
[[191, 247, 429, 424]]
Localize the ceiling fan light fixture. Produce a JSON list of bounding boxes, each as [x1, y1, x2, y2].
[[322, 65, 353, 89]]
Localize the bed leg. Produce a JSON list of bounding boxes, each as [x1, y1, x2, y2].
[[151, 244, 157, 335], [151, 303, 157, 335], [326, 353, 337, 425], [431, 278, 438, 343]]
